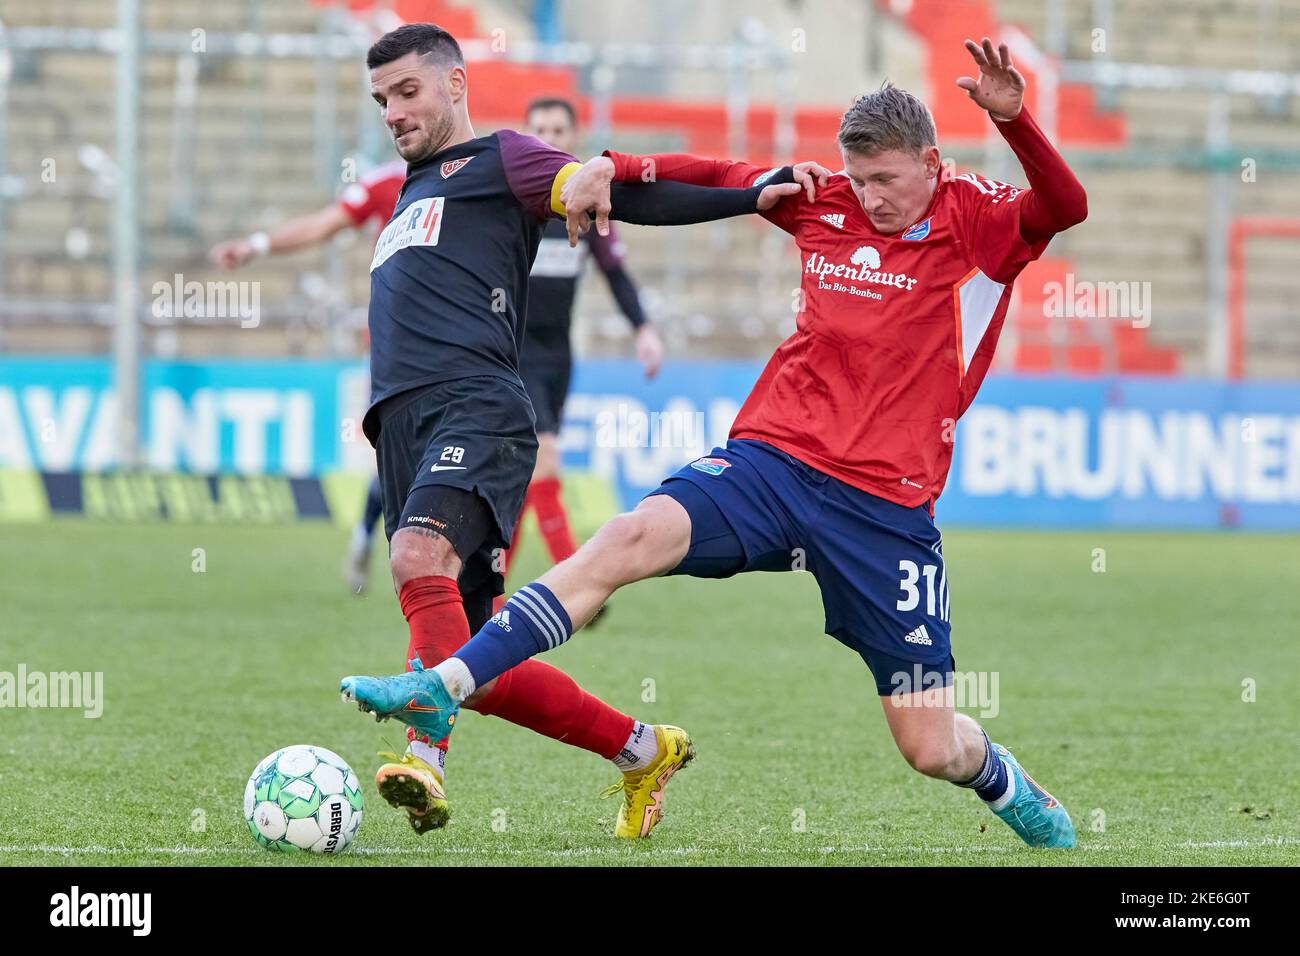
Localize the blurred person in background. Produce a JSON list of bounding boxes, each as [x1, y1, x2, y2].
[[496, 96, 664, 612], [209, 161, 405, 596]]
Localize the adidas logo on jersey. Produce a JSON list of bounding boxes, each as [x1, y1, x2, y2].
[[820, 213, 845, 229], [903, 624, 933, 646]]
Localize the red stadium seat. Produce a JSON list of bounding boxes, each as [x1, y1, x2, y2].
[[1013, 343, 1055, 373]]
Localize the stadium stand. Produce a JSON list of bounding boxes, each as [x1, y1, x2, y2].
[[0, 0, 1297, 375]]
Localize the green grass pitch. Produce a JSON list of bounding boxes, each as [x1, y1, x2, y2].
[[0, 518, 1296, 866]]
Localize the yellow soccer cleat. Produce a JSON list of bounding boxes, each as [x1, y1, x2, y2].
[[600, 725, 695, 839], [375, 750, 450, 835]]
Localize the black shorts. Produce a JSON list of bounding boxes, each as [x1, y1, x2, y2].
[[372, 376, 538, 594], [519, 343, 572, 436]]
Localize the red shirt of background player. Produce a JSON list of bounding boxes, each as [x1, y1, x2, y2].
[[338, 159, 406, 234], [337, 159, 405, 349], [603, 107, 1085, 509]]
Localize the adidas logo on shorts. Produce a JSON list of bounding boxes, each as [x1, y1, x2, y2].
[[903, 624, 933, 646]]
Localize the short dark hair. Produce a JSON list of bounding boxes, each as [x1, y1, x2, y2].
[[367, 23, 464, 71], [838, 82, 936, 156], [525, 97, 578, 127]]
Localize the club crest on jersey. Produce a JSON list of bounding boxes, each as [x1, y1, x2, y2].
[[689, 457, 731, 476], [901, 217, 931, 241], [440, 157, 473, 179]]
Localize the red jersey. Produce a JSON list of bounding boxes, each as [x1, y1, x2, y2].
[[605, 108, 1085, 508], [338, 160, 406, 230]]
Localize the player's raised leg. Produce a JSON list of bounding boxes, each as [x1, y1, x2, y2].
[[344, 441, 813, 837], [344, 380, 687, 836], [484, 493, 698, 838], [342, 490, 699, 836]]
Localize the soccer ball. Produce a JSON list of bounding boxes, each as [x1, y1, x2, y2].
[[243, 744, 364, 854]]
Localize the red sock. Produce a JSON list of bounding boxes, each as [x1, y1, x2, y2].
[[398, 575, 469, 753], [473, 659, 635, 759], [528, 477, 577, 565], [398, 575, 632, 759]]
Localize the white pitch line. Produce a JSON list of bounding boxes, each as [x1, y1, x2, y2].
[[0, 837, 1296, 859]]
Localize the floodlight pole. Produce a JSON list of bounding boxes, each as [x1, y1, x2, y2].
[[112, 0, 141, 467]]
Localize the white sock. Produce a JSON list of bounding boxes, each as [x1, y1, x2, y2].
[[349, 521, 371, 554], [612, 721, 659, 772], [434, 657, 476, 703], [407, 739, 446, 780], [985, 768, 1016, 812]]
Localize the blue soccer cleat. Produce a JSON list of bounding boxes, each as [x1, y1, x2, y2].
[[987, 743, 1076, 849], [339, 656, 460, 742]]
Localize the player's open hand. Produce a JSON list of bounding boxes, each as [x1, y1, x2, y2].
[[791, 161, 833, 202], [561, 155, 615, 247], [956, 37, 1025, 121], [210, 238, 254, 270], [635, 325, 664, 380], [756, 181, 802, 212]]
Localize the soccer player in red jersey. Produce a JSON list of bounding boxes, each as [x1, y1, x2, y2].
[[210, 159, 405, 267], [209, 162, 406, 596], [344, 38, 1087, 847]]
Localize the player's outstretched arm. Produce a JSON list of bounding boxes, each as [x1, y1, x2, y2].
[[209, 204, 356, 270], [957, 36, 1087, 238], [604, 176, 801, 228], [601, 152, 830, 200], [560, 154, 817, 245]]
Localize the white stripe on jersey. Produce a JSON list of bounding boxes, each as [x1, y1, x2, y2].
[[954, 269, 1007, 379]]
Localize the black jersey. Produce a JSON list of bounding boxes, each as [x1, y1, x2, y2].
[[526, 219, 645, 354], [364, 129, 577, 442]]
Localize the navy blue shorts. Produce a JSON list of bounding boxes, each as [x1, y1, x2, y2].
[[650, 438, 954, 696]]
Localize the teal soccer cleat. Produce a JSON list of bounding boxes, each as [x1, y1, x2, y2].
[[987, 743, 1076, 849], [339, 656, 460, 742]]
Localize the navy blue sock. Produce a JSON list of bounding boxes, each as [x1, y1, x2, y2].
[[361, 477, 384, 533], [455, 582, 573, 687], [955, 731, 1009, 803]]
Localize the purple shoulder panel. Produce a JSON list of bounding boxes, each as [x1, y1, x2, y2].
[[497, 129, 577, 221]]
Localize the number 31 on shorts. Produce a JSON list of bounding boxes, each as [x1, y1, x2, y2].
[[896, 558, 949, 622]]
